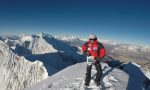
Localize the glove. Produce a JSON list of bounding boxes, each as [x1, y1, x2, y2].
[[84, 51, 90, 56], [93, 57, 101, 65], [93, 60, 99, 65]]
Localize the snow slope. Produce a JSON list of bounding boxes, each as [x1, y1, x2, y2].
[[25, 61, 150, 90], [25, 62, 129, 90]]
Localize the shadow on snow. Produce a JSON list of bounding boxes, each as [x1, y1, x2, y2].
[[104, 56, 150, 90]]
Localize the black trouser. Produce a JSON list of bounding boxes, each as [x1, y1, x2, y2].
[[85, 62, 102, 85]]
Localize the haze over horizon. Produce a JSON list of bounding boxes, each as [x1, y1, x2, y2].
[[0, 0, 150, 46]]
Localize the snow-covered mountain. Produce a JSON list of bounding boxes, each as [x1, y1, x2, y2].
[[0, 40, 48, 90], [101, 40, 150, 70], [0, 33, 84, 90], [0, 33, 150, 90]]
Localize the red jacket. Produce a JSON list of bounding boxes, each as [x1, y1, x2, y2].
[[82, 40, 106, 60]]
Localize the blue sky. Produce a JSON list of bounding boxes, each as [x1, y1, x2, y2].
[[0, 0, 150, 45]]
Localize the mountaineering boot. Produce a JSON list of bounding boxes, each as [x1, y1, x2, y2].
[[94, 81, 101, 86], [84, 82, 89, 86]]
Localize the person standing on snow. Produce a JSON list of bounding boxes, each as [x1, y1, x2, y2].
[[82, 34, 106, 86]]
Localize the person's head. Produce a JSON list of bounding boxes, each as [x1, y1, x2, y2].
[[89, 34, 97, 43]]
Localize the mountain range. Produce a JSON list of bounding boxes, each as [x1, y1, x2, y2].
[[0, 33, 150, 90]]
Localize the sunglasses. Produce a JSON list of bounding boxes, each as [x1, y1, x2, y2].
[[89, 39, 97, 41]]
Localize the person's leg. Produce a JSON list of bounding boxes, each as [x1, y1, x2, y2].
[[95, 62, 102, 85], [85, 64, 92, 86]]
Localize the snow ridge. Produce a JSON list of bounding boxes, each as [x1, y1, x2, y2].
[[0, 40, 48, 90]]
